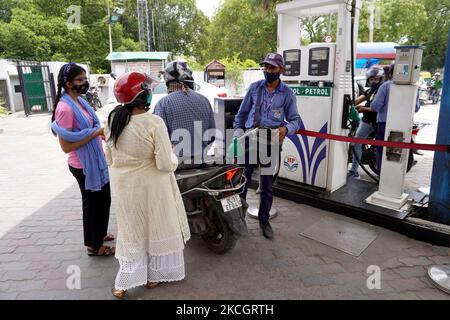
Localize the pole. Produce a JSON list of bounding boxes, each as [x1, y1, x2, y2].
[[429, 30, 450, 224], [327, 13, 332, 36], [107, 1, 113, 53]]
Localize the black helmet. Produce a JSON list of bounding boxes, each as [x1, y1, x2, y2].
[[366, 66, 384, 80], [164, 60, 194, 89]]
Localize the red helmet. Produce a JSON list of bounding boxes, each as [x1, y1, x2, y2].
[[113, 71, 159, 104]]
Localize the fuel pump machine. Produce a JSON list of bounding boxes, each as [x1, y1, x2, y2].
[[212, 0, 448, 246], [276, 0, 361, 192]]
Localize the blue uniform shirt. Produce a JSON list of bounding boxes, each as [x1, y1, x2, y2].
[[233, 80, 301, 135], [371, 80, 420, 123]]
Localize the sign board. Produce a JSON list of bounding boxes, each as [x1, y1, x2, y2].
[[126, 62, 150, 74], [291, 86, 332, 97]]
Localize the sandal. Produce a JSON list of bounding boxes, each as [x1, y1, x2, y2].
[[146, 282, 159, 289], [87, 245, 115, 257], [111, 288, 126, 299], [104, 233, 115, 241]]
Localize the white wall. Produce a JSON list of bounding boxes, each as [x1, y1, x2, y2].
[[0, 60, 20, 112], [89, 74, 112, 106], [9, 76, 23, 112], [0, 60, 8, 79], [243, 69, 264, 92]]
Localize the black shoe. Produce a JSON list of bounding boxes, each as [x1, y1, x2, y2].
[[259, 221, 274, 239]]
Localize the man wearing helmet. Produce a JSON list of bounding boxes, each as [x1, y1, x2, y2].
[[153, 60, 216, 168], [348, 66, 384, 178], [362, 63, 420, 173]]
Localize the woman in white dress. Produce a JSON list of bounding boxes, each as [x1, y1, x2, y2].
[[104, 72, 190, 298]]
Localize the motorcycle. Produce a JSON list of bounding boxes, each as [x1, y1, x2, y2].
[[348, 121, 429, 176], [83, 87, 102, 111], [418, 79, 430, 105], [175, 164, 248, 254]]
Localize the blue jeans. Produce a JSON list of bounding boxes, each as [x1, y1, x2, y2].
[[349, 121, 376, 175], [240, 129, 280, 223], [375, 122, 386, 174]]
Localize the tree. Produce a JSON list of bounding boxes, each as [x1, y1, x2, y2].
[[358, 0, 427, 43], [205, 0, 286, 64], [221, 54, 259, 95], [420, 0, 450, 70], [147, 0, 209, 57], [356, 0, 447, 70], [0, 0, 146, 72]]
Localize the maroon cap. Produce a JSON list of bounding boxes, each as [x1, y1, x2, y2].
[[260, 53, 285, 68]]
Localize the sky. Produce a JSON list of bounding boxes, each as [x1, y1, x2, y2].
[[195, 0, 222, 19]]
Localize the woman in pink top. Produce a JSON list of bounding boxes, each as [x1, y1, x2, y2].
[[51, 63, 114, 256]]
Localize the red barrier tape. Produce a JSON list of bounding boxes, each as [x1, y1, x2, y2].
[[296, 130, 450, 152]]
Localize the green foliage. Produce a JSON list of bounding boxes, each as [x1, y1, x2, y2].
[[0, 0, 209, 73], [175, 55, 204, 71], [221, 54, 258, 94], [147, 0, 210, 59], [241, 59, 260, 69], [0, 105, 8, 117], [420, 0, 450, 71], [355, 0, 448, 70], [203, 0, 448, 71], [0, 0, 447, 73], [116, 38, 144, 52], [203, 0, 283, 64], [358, 0, 428, 43]]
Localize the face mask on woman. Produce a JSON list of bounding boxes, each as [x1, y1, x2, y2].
[[72, 81, 90, 95], [144, 91, 153, 112]]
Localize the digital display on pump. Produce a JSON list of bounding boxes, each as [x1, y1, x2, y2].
[[283, 49, 301, 76], [285, 51, 300, 62], [308, 47, 330, 77], [311, 49, 328, 61]]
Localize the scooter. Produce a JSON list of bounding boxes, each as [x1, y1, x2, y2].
[[85, 87, 102, 111], [175, 164, 248, 254]]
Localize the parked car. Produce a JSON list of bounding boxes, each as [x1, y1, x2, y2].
[[96, 80, 229, 126]]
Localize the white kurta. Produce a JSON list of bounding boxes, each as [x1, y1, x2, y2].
[[104, 113, 190, 289]]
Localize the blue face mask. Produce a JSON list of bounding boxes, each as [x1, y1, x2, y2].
[[264, 71, 280, 84], [147, 92, 153, 106], [143, 92, 152, 112]]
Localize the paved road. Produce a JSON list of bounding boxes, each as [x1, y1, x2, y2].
[[0, 107, 449, 300]]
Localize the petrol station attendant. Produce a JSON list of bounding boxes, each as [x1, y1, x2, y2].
[[233, 53, 301, 239]]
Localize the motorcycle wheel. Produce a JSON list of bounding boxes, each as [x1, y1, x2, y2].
[[364, 145, 379, 175], [368, 159, 378, 175], [201, 207, 238, 254], [367, 148, 415, 174], [406, 150, 416, 172], [95, 99, 102, 109]]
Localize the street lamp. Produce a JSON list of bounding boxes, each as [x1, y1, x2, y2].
[[105, 1, 125, 53]]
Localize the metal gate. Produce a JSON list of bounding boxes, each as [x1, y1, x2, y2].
[[17, 61, 56, 116]]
